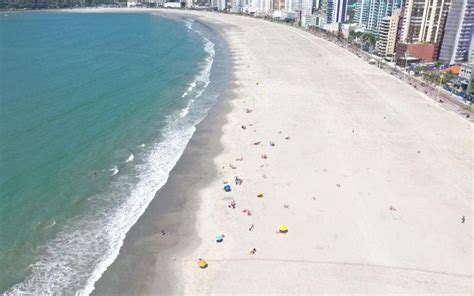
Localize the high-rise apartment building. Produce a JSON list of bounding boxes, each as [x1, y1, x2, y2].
[[335, 0, 347, 22], [376, 8, 401, 56], [285, 0, 302, 11], [470, 36, 474, 62], [439, 0, 474, 64], [246, 0, 273, 14], [301, 0, 315, 15], [319, 0, 334, 23], [273, 0, 285, 9], [353, 0, 370, 27], [366, 0, 401, 34], [320, 0, 346, 23], [398, 0, 451, 44]]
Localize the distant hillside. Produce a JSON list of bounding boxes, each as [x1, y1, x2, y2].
[[0, 0, 118, 9]]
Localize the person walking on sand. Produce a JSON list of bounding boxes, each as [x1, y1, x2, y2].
[[461, 216, 466, 224]]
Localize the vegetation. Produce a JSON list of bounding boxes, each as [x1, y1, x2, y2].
[[468, 82, 474, 96], [348, 31, 376, 46], [337, 31, 344, 40], [0, 0, 118, 9], [422, 71, 455, 85]]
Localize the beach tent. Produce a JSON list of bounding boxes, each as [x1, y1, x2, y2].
[[256, 192, 264, 197], [224, 184, 231, 192], [198, 259, 208, 268], [278, 224, 288, 233], [215, 234, 224, 242]]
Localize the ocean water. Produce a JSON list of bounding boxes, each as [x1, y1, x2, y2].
[[0, 11, 223, 294]]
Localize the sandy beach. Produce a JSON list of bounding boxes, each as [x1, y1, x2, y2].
[[85, 8, 472, 295]]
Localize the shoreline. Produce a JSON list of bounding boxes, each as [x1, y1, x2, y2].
[[7, 8, 471, 294], [91, 12, 234, 295], [79, 8, 471, 295], [13, 6, 472, 121]]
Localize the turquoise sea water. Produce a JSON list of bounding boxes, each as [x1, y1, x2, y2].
[[0, 11, 221, 294]]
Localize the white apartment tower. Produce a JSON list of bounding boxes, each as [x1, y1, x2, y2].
[[301, 0, 314, 15], [376, 8, 401, 56]]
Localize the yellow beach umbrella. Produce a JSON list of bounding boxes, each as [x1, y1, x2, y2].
[[278, 224, 288, 233], [256, 192, 264, 198], [197, 259, 208, 268]]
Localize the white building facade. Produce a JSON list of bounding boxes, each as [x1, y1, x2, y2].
[[376, 8, 401, 56], [439, 0, 474, 64]]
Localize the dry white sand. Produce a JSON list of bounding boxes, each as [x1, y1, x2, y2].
[[68, 8, 473, 294], [169, 11, 473, 295]]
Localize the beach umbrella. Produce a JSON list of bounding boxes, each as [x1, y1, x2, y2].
[[278, 224, 288, 233], [198, 259, 208, 268], [256, 192, 264, 198], [215, 234, 224, 242], [224, 184, 231, 192]]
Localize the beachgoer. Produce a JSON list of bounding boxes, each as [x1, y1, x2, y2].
[[250, 248, 257, 255], [249, 224, 254, 231], [235, 176, 243, 185], [241, 125, 247, 130], [461, 216, 466, 224], [161, 230, 166, 236]]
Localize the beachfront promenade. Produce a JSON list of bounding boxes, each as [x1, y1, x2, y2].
[[173, 11, 473, 294]]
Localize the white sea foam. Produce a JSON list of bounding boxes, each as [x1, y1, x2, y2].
[[125, 154, 134, 163], [5, 18, 218, 296], [137, 143, 145, 148], [184, 20, 192, 32], [178, 20, 215, 118], [6, 118, 198, 296], [44, 219, 56, 230], [187, 81, 196, 92], [109, 166, 119, 176]]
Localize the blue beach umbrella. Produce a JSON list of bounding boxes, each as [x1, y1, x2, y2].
[[215, 234, 224, 242], [224, 184, 231, 192]]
